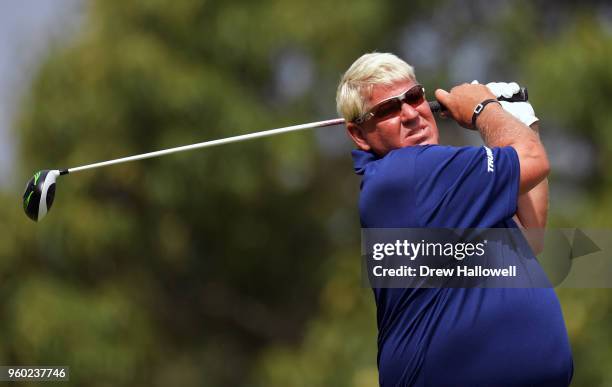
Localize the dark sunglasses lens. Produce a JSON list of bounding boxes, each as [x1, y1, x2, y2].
[[373, 99, 402, 119], [405, 87, 424, 106]]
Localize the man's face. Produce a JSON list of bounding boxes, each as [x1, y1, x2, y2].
[[348, 79, 439, 156]]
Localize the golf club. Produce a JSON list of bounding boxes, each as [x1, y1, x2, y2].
[[23, 89, 528, 222]]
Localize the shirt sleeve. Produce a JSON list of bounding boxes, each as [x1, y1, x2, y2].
[[413, 145, 520, 227]]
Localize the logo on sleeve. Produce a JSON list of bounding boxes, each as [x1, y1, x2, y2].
[[484, 146, 494, 172]]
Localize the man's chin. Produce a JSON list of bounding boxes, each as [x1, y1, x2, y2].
[[419, 138, 439, 146], [402, 136, 437, 147], [401, 126, 438, 146]]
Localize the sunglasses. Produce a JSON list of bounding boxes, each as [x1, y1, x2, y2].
[[354, 84, 425, 124]]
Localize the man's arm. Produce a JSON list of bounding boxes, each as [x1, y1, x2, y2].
[[515, 122, 548, 228], [513, 178, 548, 254], [514, 123, 548, 254], [515, 181, 548, 228], [434, 84, 550, 195], [435, 85, 550, 252]]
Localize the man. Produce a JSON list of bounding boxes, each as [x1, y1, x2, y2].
[[336, 52, 573, 386]]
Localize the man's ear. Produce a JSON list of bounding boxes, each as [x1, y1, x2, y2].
[[346, 122, 371, 151]]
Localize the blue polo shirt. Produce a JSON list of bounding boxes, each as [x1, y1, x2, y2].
[[353, 145, 573, 387]]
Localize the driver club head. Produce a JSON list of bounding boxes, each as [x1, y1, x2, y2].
[[23, 169, 60, 222]]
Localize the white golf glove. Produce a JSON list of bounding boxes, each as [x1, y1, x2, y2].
[[471, 80, 539, 127]]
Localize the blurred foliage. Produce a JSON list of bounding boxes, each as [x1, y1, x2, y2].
[[1, 0, 612, 386]]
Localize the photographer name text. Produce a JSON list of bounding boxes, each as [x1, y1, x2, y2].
[[372, 265, 517, 277]]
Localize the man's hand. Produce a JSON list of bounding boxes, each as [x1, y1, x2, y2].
[[484, 82, 539, 127], [434, 84, 498, 129]]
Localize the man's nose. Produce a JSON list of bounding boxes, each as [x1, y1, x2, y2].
[[400, 102, 420, 124]]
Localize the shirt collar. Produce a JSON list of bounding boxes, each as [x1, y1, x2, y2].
[[351, 149, 378, 175]]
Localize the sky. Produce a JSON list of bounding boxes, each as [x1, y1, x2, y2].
[[0, 0, 83, 191]]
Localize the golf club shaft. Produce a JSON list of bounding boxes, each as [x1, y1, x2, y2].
[[63, 118, 346, 175], [61, 89, 529, 175]]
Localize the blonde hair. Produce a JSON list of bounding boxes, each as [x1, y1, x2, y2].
[[336, 52, 416, 122]]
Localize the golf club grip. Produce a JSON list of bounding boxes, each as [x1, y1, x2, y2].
[[428, 87, 528, 113]]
